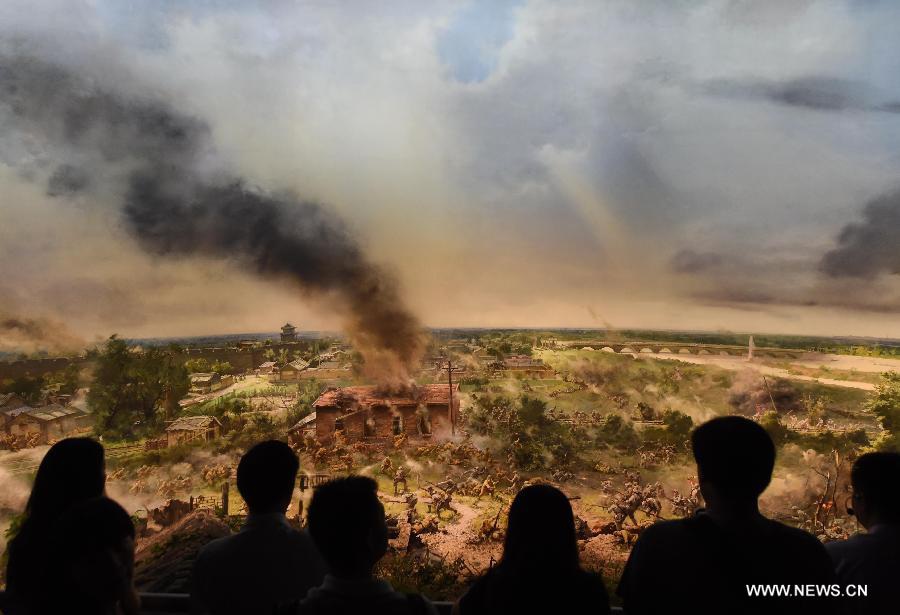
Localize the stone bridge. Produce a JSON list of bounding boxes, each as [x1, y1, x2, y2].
[[556, 340, 803, 359]]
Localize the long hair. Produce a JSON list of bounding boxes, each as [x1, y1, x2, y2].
[[23, 438, 106, 529], [499, 484, 580, 577]]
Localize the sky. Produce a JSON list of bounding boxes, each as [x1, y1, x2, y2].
[[1, 0, 900, 349]]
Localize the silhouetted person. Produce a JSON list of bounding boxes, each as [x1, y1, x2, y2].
[[455, 484, 610, 615], [5, 437, 106, 615], [288, 476, 437, 615], [618, 416, 838, 615], [827, 452, 900, 615], [192, 440, 326, 615], [37, 496, 140, 615]]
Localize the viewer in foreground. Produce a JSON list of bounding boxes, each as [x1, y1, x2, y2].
[[287, 475, 437, 615], [617, 416, 838, 615], [38, 496, 140, 615], [5, 437, 107, 615], [192, 440, 326, 615], [454, 484, 610, 615], [827, 451, 900, 615]]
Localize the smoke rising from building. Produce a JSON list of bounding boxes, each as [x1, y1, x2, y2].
[[0, 52, 424, 371]]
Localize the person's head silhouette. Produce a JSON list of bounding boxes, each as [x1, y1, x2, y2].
[[237, 440, 299, 515], [25, 437, 106, 527], [848, 452, 900, 529], [691, 416, 774, 516], [501, 483, 579, 577], [40, 496, 137, 614], [306, 476, 387, 579]]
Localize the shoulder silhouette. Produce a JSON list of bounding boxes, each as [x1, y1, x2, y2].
[[456, 484, 610, 615], [5, 437, 106, 615], [39, 496, 140, 615], [290, 475, 438, 615], [192, 439, 325, 615], [827, 451, 900, 615], [618, 416, 839, 615]]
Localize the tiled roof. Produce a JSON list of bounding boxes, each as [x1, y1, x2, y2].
[[190, 372, 219, 384], [313, 383, 459, 409], [289, 411, 317, 431], [19, 404, 86, 422], [166, 415, 221, 431]]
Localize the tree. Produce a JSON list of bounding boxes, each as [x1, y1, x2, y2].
[[184, 358, 211, 374], [88, 336, 189, 438], [867, 371, 900, 451], [0, 375, 45, 404], [210, 360, 233, 375], [662, 409, 693, 440]]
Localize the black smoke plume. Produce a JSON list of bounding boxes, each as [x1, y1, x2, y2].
[[820, 190, 900, 279], [0, 52, 424, 372]]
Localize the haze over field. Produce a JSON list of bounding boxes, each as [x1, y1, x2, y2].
[[2, 0, 900, 344]]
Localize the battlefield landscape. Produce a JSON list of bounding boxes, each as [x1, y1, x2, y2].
[[2, 327, 899, 599], [2, 0, 900, 608]]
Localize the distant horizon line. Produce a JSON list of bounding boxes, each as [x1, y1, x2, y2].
[[120, 326, 900, 345]]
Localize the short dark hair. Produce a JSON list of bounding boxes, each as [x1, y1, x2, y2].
[[236, 440, 299, 513], [692, 416, 775, 500], [851, 452, 900, 523], [306, 476, 385, 575]]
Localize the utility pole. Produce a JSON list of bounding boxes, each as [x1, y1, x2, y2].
[[447, 359, 455, 436]]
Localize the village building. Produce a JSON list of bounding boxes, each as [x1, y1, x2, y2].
[[256, 361, 278, 378], [498, 354, 551, 373], [275, 359, 310, 383], [0, 393, 27, 412], [303, 359, 352, 379], [307, 383, 459, 445], [6, 404, 91, 444], [280, 323, 298, 342], [189, 372, 232, 395], [165, 415, 221, 447], [288, 412, 317, 438]]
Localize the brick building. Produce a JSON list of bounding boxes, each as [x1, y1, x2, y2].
[[308, 384, 459, 445]]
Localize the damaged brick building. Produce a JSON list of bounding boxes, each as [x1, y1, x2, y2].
[[306, 383, 459, 445]]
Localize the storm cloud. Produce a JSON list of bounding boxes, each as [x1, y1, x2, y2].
[[820, 190, 900, 279], [701, 76, 900, 114]]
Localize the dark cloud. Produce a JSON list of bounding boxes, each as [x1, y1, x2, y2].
[[0, 51, 424, 371], [820, 190, 900, 279], [46, 164, 89, 196], [701, 76, 900, 114], [670, 249, 724, 274]]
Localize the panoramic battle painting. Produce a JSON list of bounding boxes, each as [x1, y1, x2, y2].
[[1, 0, 899, 608]]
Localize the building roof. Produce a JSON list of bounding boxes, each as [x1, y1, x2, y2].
[[190, 372, 220, 384], [3, 403, 33, 418], [0, 393, 26, 408], [16, 404, 86, 423], [315, 360, 348, 370], [286, 358, 310, 371], [289, 411, 317, 431], [166, 415, 221, 431], [313, 383, 460, 410], [258, 361, 277, 370]]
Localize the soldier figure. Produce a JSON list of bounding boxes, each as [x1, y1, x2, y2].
[[393, 465, 409, 495], [507, 471, 522, 494], [380, 456, 394, 476], [477, 476, 496, 500]]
